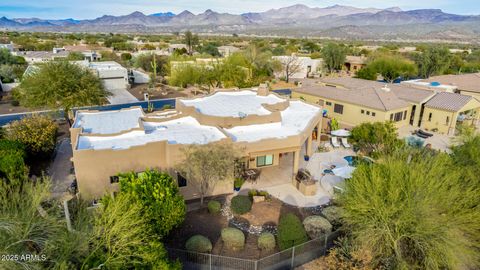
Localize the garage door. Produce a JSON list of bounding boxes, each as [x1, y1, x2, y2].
[[102, 78, 127, 91]]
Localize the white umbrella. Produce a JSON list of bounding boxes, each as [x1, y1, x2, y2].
[[332, 166, 356, 179], [331, 129, 351, 137]]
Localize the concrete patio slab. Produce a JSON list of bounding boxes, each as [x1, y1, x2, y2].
[[240, 142, 355, 207]]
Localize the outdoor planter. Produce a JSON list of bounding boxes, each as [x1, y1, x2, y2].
[[304, 155, 310, 161]]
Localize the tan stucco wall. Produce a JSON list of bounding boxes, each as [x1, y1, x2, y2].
[[292, 91, 410, 128], [459, 90, 480, 101], [421, 99, 480, 134], [72, 92, 323, 201], [421, 107, 457, 134]]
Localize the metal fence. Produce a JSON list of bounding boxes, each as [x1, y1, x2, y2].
[[167, 231, 340, 270]]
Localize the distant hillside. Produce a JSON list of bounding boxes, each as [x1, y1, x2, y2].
[[1, 4, 479, 42]]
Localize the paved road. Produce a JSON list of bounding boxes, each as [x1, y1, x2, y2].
[[49, 138, 75, 198]]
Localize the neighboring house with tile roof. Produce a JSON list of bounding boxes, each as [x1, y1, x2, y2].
[[292, 77, 480, 135], [422, 73, 480, 101], [422, 92, 480, 134], [344, 55, 367, 73]]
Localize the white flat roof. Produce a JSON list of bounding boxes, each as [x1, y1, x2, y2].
[[73, 108, 144, 134], [224, 101, 320, 142], [77, 116, 226, 150], [180, 91, 284, 117], [402, 79, 457, 92]]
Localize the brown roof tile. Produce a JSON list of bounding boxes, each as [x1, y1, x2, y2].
[[423, 73, 480, 93], [425, 92, 474, 112]]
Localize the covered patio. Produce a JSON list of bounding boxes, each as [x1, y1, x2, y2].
[[240, 139, 355, 207]]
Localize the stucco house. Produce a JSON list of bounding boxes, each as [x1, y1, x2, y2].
[[292, 77, 480, 135], [343, 56, 367, 73], [14, 50, 69, 64], [414, 73, 480, 101], [70, 87, 322, 200], [218, 45, 240, 57], [273, 55, 324, 79]]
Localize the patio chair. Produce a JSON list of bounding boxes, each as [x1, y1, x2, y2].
[[331, 136, 341, 148], [341, 137, 351, 148]]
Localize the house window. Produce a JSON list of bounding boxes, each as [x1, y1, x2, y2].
[[326, 101, 332, 106], [390, 114, 394, 121], [428, 113, 432, 122], [177, 172, 187, 187], [372, 112, 376, 117], [110, 176, 119, 184], [446, 116, 450, 125], [366, 111, 370, 115], [403, 110, 407, 120], [257, 155, 274, 167], [361, 109, 365, 114], [393, 112, 403, 122], [334, 104, 344, 114]]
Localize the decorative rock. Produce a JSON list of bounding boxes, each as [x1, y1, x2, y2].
[[303, 215, 332, 239], [253, 195, 265, 203]]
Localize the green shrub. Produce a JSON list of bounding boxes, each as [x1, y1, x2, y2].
[[257, 232, 276, 252], [119, 169, 186, 237], [321, 206, 344, 226], [0, 139, 27, 180], [230, 195, 252, 215], [303, 215, 332, 239], [221, 227, 245, 250], [234, 177, 245, 189], [185, 235, 212, 253], [6, 115, 58, 156], [277, 213, 308, 250], [248, 189, 270, 199], [208, 200, 221, 214]]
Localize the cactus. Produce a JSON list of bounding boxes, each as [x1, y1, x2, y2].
[[149, 53, 157, 89]]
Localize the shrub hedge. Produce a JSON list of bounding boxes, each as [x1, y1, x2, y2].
[[303, 215, 332, 239], [208, 200, 221, 214], [185, 235, 212, 253], [221, 227, 245, 250], [321, 206, 344, 226], [258, 232, 276, 252], [6, 115, 57, 156], [230, 195, 252, 215], [277, 213, 308, 250]]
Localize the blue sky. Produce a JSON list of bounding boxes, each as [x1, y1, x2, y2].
[[1, 0, 479, 19]]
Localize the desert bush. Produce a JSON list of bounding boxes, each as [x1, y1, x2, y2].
[[230, 195, 252, 215], [208, 200, 221, 214], [185, 235, 212, 253], [303, 215, 332, 239], [6, 115, 57, 156], [0, 139, 27, 180], [248, 189, 270, 199], [277, 213, 308, 250], [257, 232, 276, 252], [321, 206, 344, 227], [221, 227, 245, 250]]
